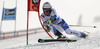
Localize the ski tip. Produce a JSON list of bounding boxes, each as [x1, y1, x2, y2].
[[38, 39, 44, 43], [38, 39, 41, 42]]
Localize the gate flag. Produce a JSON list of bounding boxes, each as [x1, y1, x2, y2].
[[27, 0, 54, 45], [26, 0, 41, 45], [28, 0, 41, 12], [2, 8, 16, 20]]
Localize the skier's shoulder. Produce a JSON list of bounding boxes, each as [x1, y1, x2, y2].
[[51, 8, 56, 11], [41, 13, 44, 16], [51, 8, 56, 13], [41, 13, 45, 18]]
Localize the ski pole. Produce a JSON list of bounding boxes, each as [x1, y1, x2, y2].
[[52, 24, 96, 28], [68, 25, 96, 28]]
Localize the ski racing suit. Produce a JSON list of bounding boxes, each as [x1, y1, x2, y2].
[[40, 8, 82, 37]]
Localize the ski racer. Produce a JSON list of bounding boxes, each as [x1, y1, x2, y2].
[[40, 2, 87, 39]]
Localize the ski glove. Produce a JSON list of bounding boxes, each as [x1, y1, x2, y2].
[[44, 25, 51, 32], [43, 20, 51, 26], [43, 21, 51, 32]]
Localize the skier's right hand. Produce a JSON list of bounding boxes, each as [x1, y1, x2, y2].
[[43, 21, 49, 26], [43, 21, 51, 32]]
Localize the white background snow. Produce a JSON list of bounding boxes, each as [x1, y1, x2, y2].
[[0, 0, 100, 49]]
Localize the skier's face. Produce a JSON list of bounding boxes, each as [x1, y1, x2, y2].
[[44, 11, 50, 16]]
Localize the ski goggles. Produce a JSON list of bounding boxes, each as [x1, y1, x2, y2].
[[43, 8, 51, 12]]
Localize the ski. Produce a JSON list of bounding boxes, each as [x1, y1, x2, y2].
[[38, 39, 77, 43]]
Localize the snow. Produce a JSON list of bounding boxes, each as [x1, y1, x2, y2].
[[0, 27, 100, 49]]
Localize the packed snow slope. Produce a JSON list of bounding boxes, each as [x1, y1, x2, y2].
[[0, 26, 100, 49]]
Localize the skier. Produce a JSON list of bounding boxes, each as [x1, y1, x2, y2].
[[40, 2, 87, 39]]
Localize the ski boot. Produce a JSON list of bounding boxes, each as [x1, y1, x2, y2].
[[57, 35, 67, 39], [54, 30, 67, 39], [80, 31, 89, 39]]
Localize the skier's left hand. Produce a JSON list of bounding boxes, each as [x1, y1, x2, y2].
[[45, 25, 51, 32]]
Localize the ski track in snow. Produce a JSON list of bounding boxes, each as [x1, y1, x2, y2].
[[4, 28, 100, 49]]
